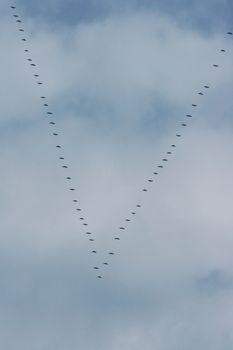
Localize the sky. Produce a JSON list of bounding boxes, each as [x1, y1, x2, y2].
[[1, 0, 233, 349]]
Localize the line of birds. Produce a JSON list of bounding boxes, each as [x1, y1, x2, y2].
[[97, 31, 233, 277], [9, 4, 109, 274], [9, 5, 233, 279]]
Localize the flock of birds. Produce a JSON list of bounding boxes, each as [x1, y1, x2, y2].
[[9, 4, 233, 279]]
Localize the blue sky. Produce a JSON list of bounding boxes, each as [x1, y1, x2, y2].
[[20, 0, 233, 32], [1, 0, 233, 349]]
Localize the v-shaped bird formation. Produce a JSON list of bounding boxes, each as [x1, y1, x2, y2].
[[9, 4, 233, 279]]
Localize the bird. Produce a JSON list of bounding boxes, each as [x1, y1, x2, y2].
[[186, 114, 192, 118], [213, 64, 219, 67]]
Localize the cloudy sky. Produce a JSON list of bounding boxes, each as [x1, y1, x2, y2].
[[1, 0, 233, 349]]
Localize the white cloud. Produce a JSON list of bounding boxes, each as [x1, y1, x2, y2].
[[1, 4, 233, 350]]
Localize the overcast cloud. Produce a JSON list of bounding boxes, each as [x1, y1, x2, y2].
[[1, 0, 233, 349]]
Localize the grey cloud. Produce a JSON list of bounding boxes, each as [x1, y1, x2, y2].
[[196, 269, 233, 292]]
